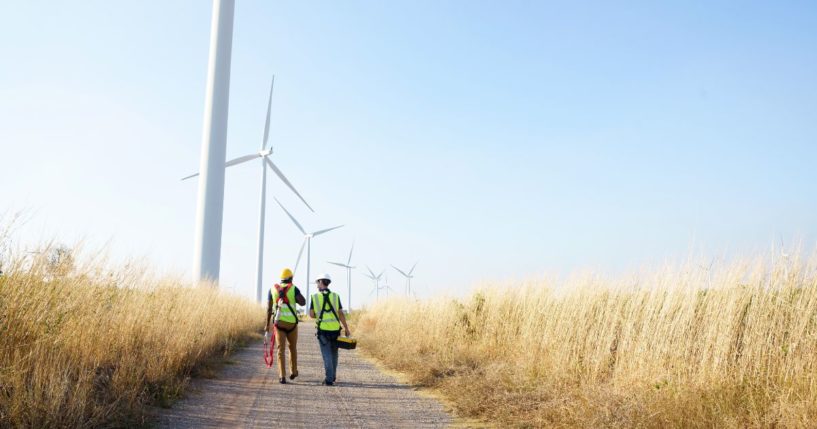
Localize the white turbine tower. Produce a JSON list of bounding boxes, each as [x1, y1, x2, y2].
[[192, 0, 235, 285], [274, 198, 343, 307], [391, 262, 418, 295], [183, 76, 314, 302], [328, 242, 355, 312], [364, 266, 385, 300]]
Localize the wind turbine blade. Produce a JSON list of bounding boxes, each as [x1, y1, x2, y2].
[[293, 239, 306, 273], [409, 261, 418, 276], [312, 225, 344, 237], [391, 265, 409, 278], [376, 270, 384, 280], [347, 242, 355, 265], [327, 261, 349, 268], [273, 197, 306, 235], [266, 159, 314, 212], [262, 75, 274, 150], [366, 265, 376, 278], [225, 153, 260, 168], [182, 152, 258, 180]]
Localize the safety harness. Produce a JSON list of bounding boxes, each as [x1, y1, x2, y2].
[[273, 283, 299, 333], [314, 291, 341, 333]]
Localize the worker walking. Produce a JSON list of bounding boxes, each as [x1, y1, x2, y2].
[[266, 268, 306, 384], [309, 273, 351, 386]]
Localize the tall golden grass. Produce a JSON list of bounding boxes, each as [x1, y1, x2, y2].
[[0, 249, 262, 428], [356, 253, 817, 428]]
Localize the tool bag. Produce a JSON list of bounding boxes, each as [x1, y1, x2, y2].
[[336, 336, 357, 350]]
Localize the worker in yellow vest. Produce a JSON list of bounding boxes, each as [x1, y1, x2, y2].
[[309, 273, 351, 386], [265, 268, 306, 384]]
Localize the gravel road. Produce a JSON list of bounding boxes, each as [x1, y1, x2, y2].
[[157, 327, 452, 428]]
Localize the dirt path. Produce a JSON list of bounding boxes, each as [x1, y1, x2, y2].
[[157, 327, 452, 428]]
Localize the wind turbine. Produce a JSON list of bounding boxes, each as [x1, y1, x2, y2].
[[391, 262, 418, 295], [383, 274, 395, 297], [364, 266, 385, 300], [191, 0, 235, 285], [274, 197, 343, 307], [328, 242, 355, 312], [183, 76, 314, 303]]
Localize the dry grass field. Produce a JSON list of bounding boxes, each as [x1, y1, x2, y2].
[[356, 253, 817, 428], [0, 249, 262, 428]]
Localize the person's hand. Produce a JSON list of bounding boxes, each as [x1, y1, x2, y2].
[[344, 328, 351, 337]]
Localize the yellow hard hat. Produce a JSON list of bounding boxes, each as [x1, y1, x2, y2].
[[280, 268, 293, 280]]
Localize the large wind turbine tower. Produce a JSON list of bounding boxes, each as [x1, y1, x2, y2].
[[192, 0, 235, 284]]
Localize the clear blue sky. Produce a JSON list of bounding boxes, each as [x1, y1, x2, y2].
[[2, 1, 816, 304]]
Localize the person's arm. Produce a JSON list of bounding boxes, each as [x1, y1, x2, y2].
[[295, 287, 306, 306], [308, 295, 316, 319], [338, 310, 351, 336]]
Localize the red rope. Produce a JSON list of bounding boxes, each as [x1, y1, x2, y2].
[[263, 330, 276, 368]]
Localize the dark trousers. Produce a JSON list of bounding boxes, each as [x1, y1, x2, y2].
[[317, 330, 340, 383]]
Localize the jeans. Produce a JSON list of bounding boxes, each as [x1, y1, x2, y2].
[[317, 331, 339, 383]]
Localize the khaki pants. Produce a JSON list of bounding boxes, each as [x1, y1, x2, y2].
[[275, 321, 298, 379]]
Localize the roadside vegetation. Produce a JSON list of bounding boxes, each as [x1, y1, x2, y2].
[[356, 252, 817, 428], [0, 244, 262, 428]]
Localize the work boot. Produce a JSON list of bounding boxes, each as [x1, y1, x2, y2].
[[321, 380, 334, 386], [289, 371, 299, 380], [279, 377, 287, 384]]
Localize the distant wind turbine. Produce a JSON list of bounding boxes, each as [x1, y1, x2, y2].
[[182, 76, 314, 303], [328, 242, 355, 312], [274, 197, 343, 307], [391, 262, 418, 295], [383, 274, 395, 296], [364, 266, 385, 300]]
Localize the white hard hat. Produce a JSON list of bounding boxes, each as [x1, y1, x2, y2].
[[315, 273, 332, 283]]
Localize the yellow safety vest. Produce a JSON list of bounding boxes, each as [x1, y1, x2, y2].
[[312, 291, 341, 331], [272, 284, 298, 324]]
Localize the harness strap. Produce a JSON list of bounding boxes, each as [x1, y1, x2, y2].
[[276, 323, 296, 333], [314, 292, 340, 332], [273, 284, 299, 326], [314, 294, 324, 331]]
